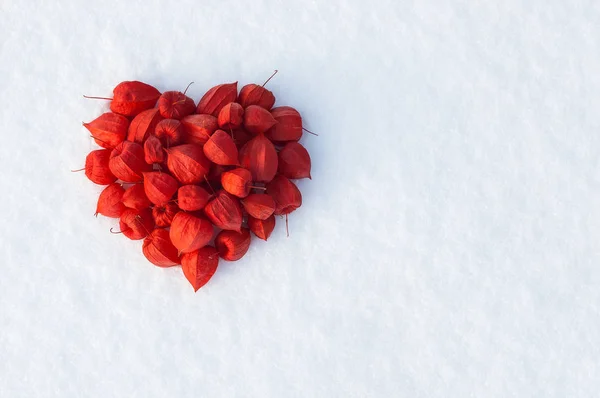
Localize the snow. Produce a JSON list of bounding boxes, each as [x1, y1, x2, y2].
[[1, 0, 600, 396]]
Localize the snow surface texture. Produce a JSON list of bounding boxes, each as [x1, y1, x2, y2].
[[1, 0, 599, 396]]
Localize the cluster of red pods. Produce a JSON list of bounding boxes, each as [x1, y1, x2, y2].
[[77, 72, 312, 291]]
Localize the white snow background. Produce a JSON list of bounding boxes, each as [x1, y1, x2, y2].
[[1, 0, 599, 396]]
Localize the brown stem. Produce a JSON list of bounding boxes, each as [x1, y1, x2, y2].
[[302, 127, 319, 136], [110, 228, 123, 234], [83, 95, 113, 101], [286, 214, 289, 237], [183, 81, 194, 95], [71, 168, 85, 172], [204, 175, 216, 195], [262, 70, 278, 87], [249, 186, 266, 191]]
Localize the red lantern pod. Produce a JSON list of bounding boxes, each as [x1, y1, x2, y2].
[[181, 246, 220, 292], [119, 208, 155, 240], [152, 202, 180, 227], [83, 112, 129, 149], [178, 185, 212, 211], [277, 142, 312, 179], [165, 144, 211, 185], [215, 228, 251, 261], [266, 175, 302, 215], [169, 212, 214, 254], [243, 105, 278, 135], [109, 141, 151, 182], [109, 81, 161, 117], [153, 119, 184, 148], [203, 130, 239, 166], [196, 82, 238, 117], [265, 106, 302, 142], [217, 102, 244, 130], [84, 149, 117, 185], [204, 191, 243, 232], [143, 135, 165, 165], [143, 172, 179, 206], [158, 91, 196, 120], [181, 114, 218, 145], [238, 84, 275, 110], [122, 183, 152, 210], [239, 134, 278, 183], [95, 183, 126, 218], [248, 215, 275, 241], [126, 108, 164, 143], [221, 168, 253, 198], [241, 193, 275, 220], [142, 228, 180, 267]]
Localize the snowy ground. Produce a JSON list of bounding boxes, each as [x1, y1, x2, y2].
[[1, 0, 599, 396]]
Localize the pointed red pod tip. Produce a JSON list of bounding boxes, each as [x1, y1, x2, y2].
[[143, 135, 166, 165], [143, 228, 180, 267], [96, 183, 126, 218], [203, 130, 239, 166], [241, 193, 276, 220], [238, 84, 276, 110], [110, 81, 161, 117], [152, 202, 180, 227], [278, 141, 312, 179], [215, 228, 251, 261], [239, 134, 278, 183], [169, 212, 214, 254], [83, 112, 129, 149], [119, 208, 155, 240], [154, 118, 184, 147], [158, 91, 196, 120], [204, 190, 243, 232], [221, 168, 253, 198], [122, 183, 152, 210], [178, 185, 211, 211], [181, 246, 220, 292], [266, 175, 302, 215], [243, 105, 278, 135], [217, 102, 244, 130], [196, 82, 238, 117], [166, 144, 211, 185], [180, 114, 218, 145], [84, 149, 117, 185], [109, 141, 151, 182], [248, 215, 276, 241], [143, 172, 179, 206], [265, 106, 302, 142], [127, 108, 164, 143]]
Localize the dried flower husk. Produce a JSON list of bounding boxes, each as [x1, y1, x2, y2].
[[95, 183, 126, 218], [266, 175, 302, 215], [221, 168, 253, 198], [196, 82, 238, 116], [154, 119, 184, 147], [158, 91, 196, 120], [143, 172, 179, 205], [119, 208, 155, 240], [241, 193, 276, 220], [122, 183, 152, 210], [109, 141, 151, 182], [248, 215, 275, 241], [203, 130, 239, 166], [215, 228, 251, 261], [238, 134, 278, 183], [83, 112, 129, 149], [243, 105, 278, 135], [142, 228, 180, 267], [143, 135, 165, 165], [265, 106, 302, 142], [126, 108, 164, 143], [277, 142, 312, 179], [166, 144, 211, 184], [181, 246, 219, 291], [84, 149, 117, 185], [237, 84, 275, 110], [181, 114, 218, 145], [169, 212, 214, 254], [178, 185, 212, 211], [217, 102, 244, 130], [110, 81, 161, 117], [204, 190, 243, 232], [152, 202, 180, 227]]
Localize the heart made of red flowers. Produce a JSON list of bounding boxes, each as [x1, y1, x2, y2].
[[78, 74, 313, 291]]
